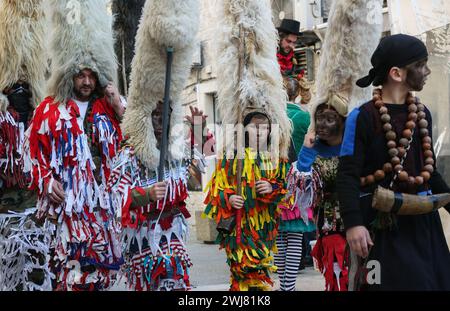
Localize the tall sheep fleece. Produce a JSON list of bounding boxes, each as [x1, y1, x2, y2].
[[214, 0, 292, 160], [0, 0, 47, 111], [314, 0, 383, 111], [123, 0, 200, 169], [46, 0, 117, 105]]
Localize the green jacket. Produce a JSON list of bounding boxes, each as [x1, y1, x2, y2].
[[286, 103, 310, 157]]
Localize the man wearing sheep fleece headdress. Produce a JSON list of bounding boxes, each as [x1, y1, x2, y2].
[[107, 0, 212, 291], [0, 0, 52, 291], [23, 0, 125, 291]]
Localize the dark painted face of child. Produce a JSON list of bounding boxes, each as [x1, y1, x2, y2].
[[405, 58, 431, 92], [315, 105, 344, 143]]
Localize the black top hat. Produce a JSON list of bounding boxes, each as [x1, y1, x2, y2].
[[277, 19, 301, 36]]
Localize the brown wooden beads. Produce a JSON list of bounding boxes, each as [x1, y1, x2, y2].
[[361, 89, 435, 187]]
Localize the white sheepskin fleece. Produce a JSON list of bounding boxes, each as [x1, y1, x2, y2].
[[0, 0, 47, 110], [46, 0, 117, 104], [214, 0, 292, 159], [122, 0, 200, 170], [310, 0, 383, 130]]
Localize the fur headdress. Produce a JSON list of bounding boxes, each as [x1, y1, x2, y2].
[[122, 0, 200, 169], [112, 0, 146, 96], [215, 0, 292, 159], [309, 0, 383, 130], [46, 0, 117, 104], [0, 0, 47, 111]]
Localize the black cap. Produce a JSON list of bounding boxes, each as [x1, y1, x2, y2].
[[356, 34, 428, 88], [277, 19, 301, 36]]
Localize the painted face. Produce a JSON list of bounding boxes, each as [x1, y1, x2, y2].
[[73, 69, 97, 101], [151, 101, 173, 145], [246, 116, 271, 151], [315, 106, 344, 141], [280, 34, 298, 54], [405, 58, 431, 91]]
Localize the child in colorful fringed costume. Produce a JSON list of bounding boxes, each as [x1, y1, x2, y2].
[[23, 0, 126, 291], [204, 112, 288, 291], [275, 77, 315, 291], [204, 0, 292, 291], [107, 0, 202, 291], [0, 0, 53, 291]]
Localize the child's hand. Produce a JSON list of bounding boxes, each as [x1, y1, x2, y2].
[[229, 195, 244, 210], [256, 180, 273, 195], [149, 182, 167, 202]]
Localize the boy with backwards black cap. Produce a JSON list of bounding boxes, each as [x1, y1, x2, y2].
[[337, 34, 450, 290]]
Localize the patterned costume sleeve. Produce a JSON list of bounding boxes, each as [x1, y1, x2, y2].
[[24, 98, 57, 195]]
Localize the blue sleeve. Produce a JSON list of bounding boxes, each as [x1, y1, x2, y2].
[[340, 108, 360, 157], [297, 145, 318, 172]]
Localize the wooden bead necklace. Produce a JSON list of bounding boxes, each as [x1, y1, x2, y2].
[[360, 88, 435, 187]]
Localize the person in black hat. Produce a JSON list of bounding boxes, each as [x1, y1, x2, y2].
[[277, 19, 301, 76], [337, 34, 450, 290]]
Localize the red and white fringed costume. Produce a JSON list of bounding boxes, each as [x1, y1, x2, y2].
[[108, 144, 206, 291], [24, 96, 123, 291], [0, 109, 27, 189]]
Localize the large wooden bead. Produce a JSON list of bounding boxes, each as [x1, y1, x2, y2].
[[408, 113, 418, 121], [424, 164, 434, 174], [388, 148, 399, 157], [422, 142, 432, 150], [408, 104, 418, 113], [406, 121, 416, 130], [415, 176, 424, 185], [406, 96, 416, 105], [420, 128, 429, 137], [399, 138, 410, 148], [383, 162, 393, 173], [402, 129, 413, 139], [424, 150, 434, 158], [421, 171, 431, 182], [373, 94, 381, 102], [408, 176, 416, 185], [397, 147, 406, 158], [398, 171, 409, 181], [391, 156, 401, 166], [366, 175, 375, 184], [381, 114, 391, 123], [418, 111, 426, 119], [387, 140, 397, 149], [375, 100, 384, 109], [394, 164, 404, 172], [374, 170, 386, 181], [422, 136, 432, 144], [417, 103, 425, 112], [383, 123, 393, 132], [425, 157, 435, 166], [418, 119, 428, 129], [386, 131, 397, 141], [379, 107, 388, 115]]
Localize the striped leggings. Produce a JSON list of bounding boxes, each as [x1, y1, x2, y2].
[[274, 232, 303, 291]]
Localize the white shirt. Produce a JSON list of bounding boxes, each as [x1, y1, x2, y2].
[[73, 99, 89, 121]]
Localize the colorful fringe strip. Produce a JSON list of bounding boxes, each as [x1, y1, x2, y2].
[[0, 109, 27, 188], [203, 148, 287, 291], [278, 163, 321, 224], [311, 234, 349, 291]]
